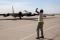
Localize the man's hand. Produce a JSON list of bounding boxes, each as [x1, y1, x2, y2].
[[36, 8, 38, 10]]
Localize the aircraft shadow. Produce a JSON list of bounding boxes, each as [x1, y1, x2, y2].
[[0, 18, 38, 21], [20, 17, 56, 21], [0, 18, 20, 21], [0, 17, 56, 21]]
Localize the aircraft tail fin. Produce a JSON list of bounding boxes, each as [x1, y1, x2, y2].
[[12, 5, 14, 14]]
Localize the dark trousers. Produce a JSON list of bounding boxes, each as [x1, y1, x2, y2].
[[37, 22, 44, 37]]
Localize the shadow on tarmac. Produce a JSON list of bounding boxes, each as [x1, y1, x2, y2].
[[0, 18, 19, 21], [0, 18, 38, 21], [38, 38, 53, 40], [0, 17, 56, 21]]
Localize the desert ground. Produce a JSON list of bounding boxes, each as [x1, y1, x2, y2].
[[0, 15, 60, 40]]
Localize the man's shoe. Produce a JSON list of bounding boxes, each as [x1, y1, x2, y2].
[[36, 37, 40, 39], [40, 36, 44, 38]]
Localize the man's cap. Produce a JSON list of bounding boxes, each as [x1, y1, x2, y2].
[[40, 9, 43, 13]]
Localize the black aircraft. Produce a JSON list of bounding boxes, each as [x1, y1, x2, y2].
[[0, 6, 39, 19], [0, 7, 55, 19], [0, 11, 55, 19]]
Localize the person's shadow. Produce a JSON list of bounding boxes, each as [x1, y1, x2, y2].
[[37, 38, 53, 40]]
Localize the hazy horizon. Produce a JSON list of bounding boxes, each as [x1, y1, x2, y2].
[[0, 0, 60, 14]]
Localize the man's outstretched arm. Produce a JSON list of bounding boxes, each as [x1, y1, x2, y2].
[[35, 8, 39, 13]]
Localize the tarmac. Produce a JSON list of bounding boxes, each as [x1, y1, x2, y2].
[[0, 15, 60, 40]]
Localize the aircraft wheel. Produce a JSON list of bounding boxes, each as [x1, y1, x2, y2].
[[19, 16, 22, 19]]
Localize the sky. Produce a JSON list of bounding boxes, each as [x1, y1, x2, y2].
[[0, 0, 60, 14]]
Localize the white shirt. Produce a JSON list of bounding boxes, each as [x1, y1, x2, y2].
[[38, 13, 43, 22]]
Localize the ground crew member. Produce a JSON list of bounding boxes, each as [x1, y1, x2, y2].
[[35, 8, 44, 39]]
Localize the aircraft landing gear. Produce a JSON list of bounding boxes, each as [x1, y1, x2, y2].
[[19, 16, 22, 19]]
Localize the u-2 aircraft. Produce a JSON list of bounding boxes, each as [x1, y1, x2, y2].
[[0, 7, 55, 19]]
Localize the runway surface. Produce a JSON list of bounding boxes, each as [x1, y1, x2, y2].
[[0, 15, 60, 40]]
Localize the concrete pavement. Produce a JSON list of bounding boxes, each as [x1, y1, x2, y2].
[[0, 15, 60, 40]]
